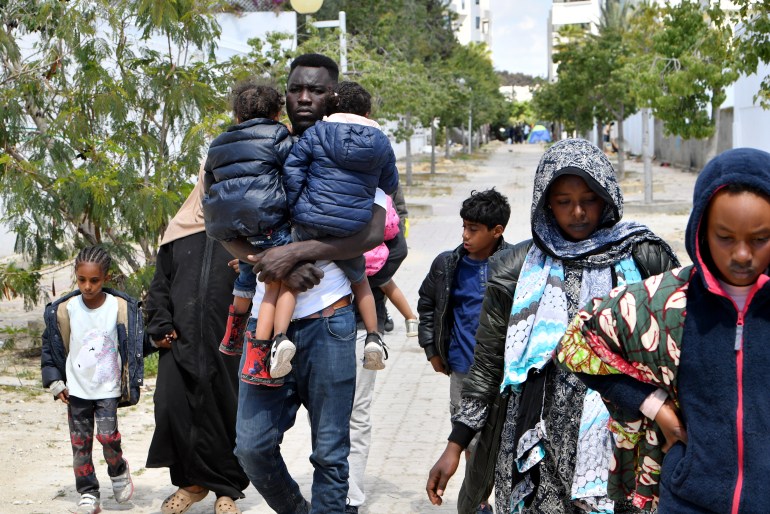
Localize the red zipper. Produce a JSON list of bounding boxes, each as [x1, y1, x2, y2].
[[731, 312, 744, 514]]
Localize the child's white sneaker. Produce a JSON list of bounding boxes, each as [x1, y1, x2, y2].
[[363, 332, 388, 370], [111, 460, 134, 503], [76, 494, 101, 514], [405, 318, 418, 337], [269, 333, 296, 379]]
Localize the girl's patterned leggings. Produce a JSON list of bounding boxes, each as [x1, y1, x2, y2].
[[67, 396, 126, 497]]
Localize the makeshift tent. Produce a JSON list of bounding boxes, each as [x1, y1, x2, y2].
[[528, 124, 551, 143]]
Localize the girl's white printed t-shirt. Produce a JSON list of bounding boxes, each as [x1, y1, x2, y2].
[[65, 293, 122, 400]]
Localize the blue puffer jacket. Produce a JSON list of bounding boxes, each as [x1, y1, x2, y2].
[[283, 120, 399, 237], [203, 118, 293, 241], [40, 288, 146, 407]]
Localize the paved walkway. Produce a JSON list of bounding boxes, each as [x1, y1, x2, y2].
[[0, 141, 697, 514]]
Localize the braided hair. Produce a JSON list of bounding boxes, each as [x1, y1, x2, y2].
[[74, 245, 112, 275]]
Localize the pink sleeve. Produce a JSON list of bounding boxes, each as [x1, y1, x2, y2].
[[639, 388, 668, 420], [383, 195, 401, 241]]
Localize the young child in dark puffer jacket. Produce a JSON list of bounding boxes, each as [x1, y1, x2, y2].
[[202, 79, 294, 386]]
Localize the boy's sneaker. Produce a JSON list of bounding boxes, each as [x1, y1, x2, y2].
[[111, 460, 134, 503], [241, 332, 284, 387], [76, 494, 101, 514], [269, 333, 296, 379], [383, 310, 394, 332], [219, 305, 249, 356], [477, 502, 494, 513], [405, 318, 419, 337], [363, 332, 388, 370]]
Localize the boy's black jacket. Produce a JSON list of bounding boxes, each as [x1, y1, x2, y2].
[[416, 237, 511, 370]]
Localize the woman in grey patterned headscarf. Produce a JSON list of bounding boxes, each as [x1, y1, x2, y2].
[[427, 139, 678, 514]]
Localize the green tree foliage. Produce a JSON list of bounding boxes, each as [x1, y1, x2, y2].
[[531, 24, 594, 135], [628, 1, 737, 161], [733, 0, 770, 108], [297, 3, 505, 181], [0, 0, 230, 306], [532, 1, 636, 150], [0, 0, 506, 305], [496, 71, 544, 88], [314, 0, 457, 62], [509, 100, 534, 125]]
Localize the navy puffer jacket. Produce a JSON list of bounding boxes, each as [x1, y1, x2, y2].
[[203, 118, 293, 241], [283, 120, 399, 237]]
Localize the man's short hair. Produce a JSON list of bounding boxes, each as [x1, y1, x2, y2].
[[231, 79, 283, 122], [460, 188, 511, 229], [289, 53, 340, 83], [334, 81, 371, 117]]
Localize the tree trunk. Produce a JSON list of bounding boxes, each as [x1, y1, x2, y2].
[[445, 127, 450, 159], [642, 107, 653, 205], [705, 97, 721, 165], [596, 119, 604, 148], [430, 120, 436, 174], [405, 112, 413, 187], [617, 104, 626, 180]]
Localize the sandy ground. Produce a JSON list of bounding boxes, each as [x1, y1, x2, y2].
[[0, 142, 696, 514]]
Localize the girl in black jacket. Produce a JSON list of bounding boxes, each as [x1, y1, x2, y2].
[[41, 246, 141, 514], [427, 139, 678, 514]]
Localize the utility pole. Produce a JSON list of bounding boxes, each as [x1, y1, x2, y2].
[[642, 106, 653, 204]]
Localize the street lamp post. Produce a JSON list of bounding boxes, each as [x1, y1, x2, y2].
[[311, 11, 347, 74], [289, 0, 347, 75]]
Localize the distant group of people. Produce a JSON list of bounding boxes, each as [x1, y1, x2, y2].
[[39, 50, 770, 514], [503, 123, 531, 145]]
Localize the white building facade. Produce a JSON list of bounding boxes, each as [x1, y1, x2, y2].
[[547, 0, 601, 81], [546, 0, 769, 169], [448, 0, 492, 46]]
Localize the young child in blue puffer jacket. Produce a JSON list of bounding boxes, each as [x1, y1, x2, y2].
[[278, 81, 400, 372]]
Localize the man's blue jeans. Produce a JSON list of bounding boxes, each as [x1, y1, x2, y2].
[[235, 305, 356, 513]]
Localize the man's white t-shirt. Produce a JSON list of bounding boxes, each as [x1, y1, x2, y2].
[[251, 188, 388, 319], [65, 293, 122, 399]]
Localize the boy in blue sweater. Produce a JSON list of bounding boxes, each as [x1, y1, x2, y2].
[[417, 188, 511, 514]]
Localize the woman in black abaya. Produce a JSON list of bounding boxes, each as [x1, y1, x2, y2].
[[145, 177, 248, 514]]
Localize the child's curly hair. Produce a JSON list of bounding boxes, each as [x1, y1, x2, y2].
[[334, 81, 371, 117], [231, 79, 284, 123]]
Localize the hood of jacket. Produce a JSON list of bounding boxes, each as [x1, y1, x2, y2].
[[530, 138, 625, 259], [685, 147, 770, 289], [313, 120, 392, 173]]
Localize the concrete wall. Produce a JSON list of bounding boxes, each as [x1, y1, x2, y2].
[[654, 108, 733, 171], [734, 62, 770, 153]]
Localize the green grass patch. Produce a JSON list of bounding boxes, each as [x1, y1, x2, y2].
[[144, 352, 159, 378]]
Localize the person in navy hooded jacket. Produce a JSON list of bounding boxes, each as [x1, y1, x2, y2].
[[556, 147, 770, 513], [279, 81, 400, 372]]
